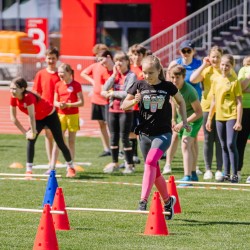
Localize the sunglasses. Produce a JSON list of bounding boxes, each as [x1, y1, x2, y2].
[[181, 49, 192, 54]]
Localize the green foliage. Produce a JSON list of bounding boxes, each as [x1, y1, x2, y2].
[[0, 134, 250, 250]]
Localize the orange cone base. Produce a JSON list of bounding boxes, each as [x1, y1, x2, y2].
[[52, 187, 70, 230], [33, 204, 59, 250], [144, 192, 169, 236]]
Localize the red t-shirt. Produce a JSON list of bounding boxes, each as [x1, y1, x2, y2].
[[10, 92, 53, 120], [83, 62, 112, 105], [55, 80, 82, 115], [33, 68, 60, 105]]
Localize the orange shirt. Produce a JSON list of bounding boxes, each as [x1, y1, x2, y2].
[[33, 69, 60, 105], [55, 80, 82, 115], [83, 62, 112, 105]]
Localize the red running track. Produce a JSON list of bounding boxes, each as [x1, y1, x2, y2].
[[0, 86, 204, 139]]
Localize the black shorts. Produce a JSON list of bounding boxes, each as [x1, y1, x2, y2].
[[91, 103, 109, 121]]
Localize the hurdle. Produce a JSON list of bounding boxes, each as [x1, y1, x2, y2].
[[65, 207, 170, 215], [174, 180, 250, 187], [0, 173, 62, 178], [0, 206, 170, 215], [0, 206, 64, 214]]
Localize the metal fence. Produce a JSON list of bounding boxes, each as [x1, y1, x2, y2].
[[141, 0, 250, 67], [0, 54, 96, 84]]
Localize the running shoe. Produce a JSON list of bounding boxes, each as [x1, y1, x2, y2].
[[178, 175, 192, 187], [191, 171, 199, 181], [231, 175, 238, 183], [133, 156, 141, 164], [246, 176, 250, 184], [99, 151, 111, 157], [164, 196, 176, 220], [162, 165, 172, 174], [215, 171, 224, 182], [203, 170, 213, 180], [122, 164, 135, 174], [138, 200, 147, 211], [66, 167, 76, 178], [103, 163, 119, 173]]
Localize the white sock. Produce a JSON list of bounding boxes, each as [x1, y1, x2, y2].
[[26, 163, 33, 172]]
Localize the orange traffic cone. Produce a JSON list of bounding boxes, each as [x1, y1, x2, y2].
[[144, 192, 169, 236], [52, 187, 70, 230], [33, 204, 59, 250], [167, 175, 181, 214]]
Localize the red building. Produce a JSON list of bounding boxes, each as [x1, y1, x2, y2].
[[60, 0, 187, 56]]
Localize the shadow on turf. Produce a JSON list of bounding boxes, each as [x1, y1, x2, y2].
[[176, 219, 250, 226]]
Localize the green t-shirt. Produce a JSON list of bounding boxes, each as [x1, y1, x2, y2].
[[238, 66, 250, 108], [177, 82, 203, 123]]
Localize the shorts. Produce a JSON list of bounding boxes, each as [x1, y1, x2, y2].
[[91, 103, 108, 121], [131, 110, 140, 132], [178, 119, 203, 138], [58, 113, 80, 132]]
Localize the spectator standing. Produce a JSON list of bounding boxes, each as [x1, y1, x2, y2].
[[49, 64, 84, 176], [102, 51, 137, 174], [33, 47, 60, 166], [163, 40, 202, 175], [169, 65, 203, 185], [206, 54, 242, 183], [81, 45, 114, 157], [236, 56, 250, 183], [190, 46, 225, 181]]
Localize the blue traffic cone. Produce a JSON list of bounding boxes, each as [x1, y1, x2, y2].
[[42, 170, 58, 207]]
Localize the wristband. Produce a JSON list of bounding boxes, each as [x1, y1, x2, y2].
[[208, 116, 212, 121], [132, 99, 137, 105]]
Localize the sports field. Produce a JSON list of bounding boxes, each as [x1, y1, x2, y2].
[[0, 134, 249, 250]]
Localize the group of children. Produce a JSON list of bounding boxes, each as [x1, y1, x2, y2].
[[10, 48, 84, 178], [9, 40, 250, 221]]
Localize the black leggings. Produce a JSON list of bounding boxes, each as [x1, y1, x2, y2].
[[27, 111, 72, 164], [108, 112, 133, 164], [236, 108, 250, 171]]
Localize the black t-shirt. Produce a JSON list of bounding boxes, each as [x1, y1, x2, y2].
[[127, 80, 178, 136]]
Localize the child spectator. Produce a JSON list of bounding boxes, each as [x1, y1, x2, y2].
[[102, 51, 137, 174], [33, 47, 60, 166], [206, 54, 242, 183], [81, 45, 113, 157], [169, 65, 203, 185], [49, 63, 84, 176]]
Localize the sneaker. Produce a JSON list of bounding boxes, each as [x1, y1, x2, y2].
[[118, 151, 124, 160], [191, 171, 199, 181], [133, 156, 141, 164], [178, 175, 192, 187], [164, 196, 176, 220], [25, 171, 33, 180], [215, 171, 224, 182], [103, 163, 119, 173], [66, 167, 76, 178], [196, 166, 203, 175], [203, 170, 213, 180], [162, 165, 172, 174], [223, 174, 231, 182], [138, 200, 147, 211], [119, 162, 125, 169], [231, 174, 238, 183], [237, 171, 241, 182], [246, 176, 250, 184], [99, 150, 111, 157], [122, 164, 135, 174]]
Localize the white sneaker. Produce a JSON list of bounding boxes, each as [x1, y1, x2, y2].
[[196, 166, 203, 175], [162, 165, 172, 174], [103, 163, 119, 173], [122, 164, 135, 174], [215, 170, 224, 182], [203, 170, 213, 180], [237, 171, 242, 182], [246, 176, 250, 184]]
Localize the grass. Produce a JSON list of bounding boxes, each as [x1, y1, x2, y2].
[[0, 134, 250, 250]]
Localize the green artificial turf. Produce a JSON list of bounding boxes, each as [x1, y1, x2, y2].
[[0, 134, 249, 250]]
